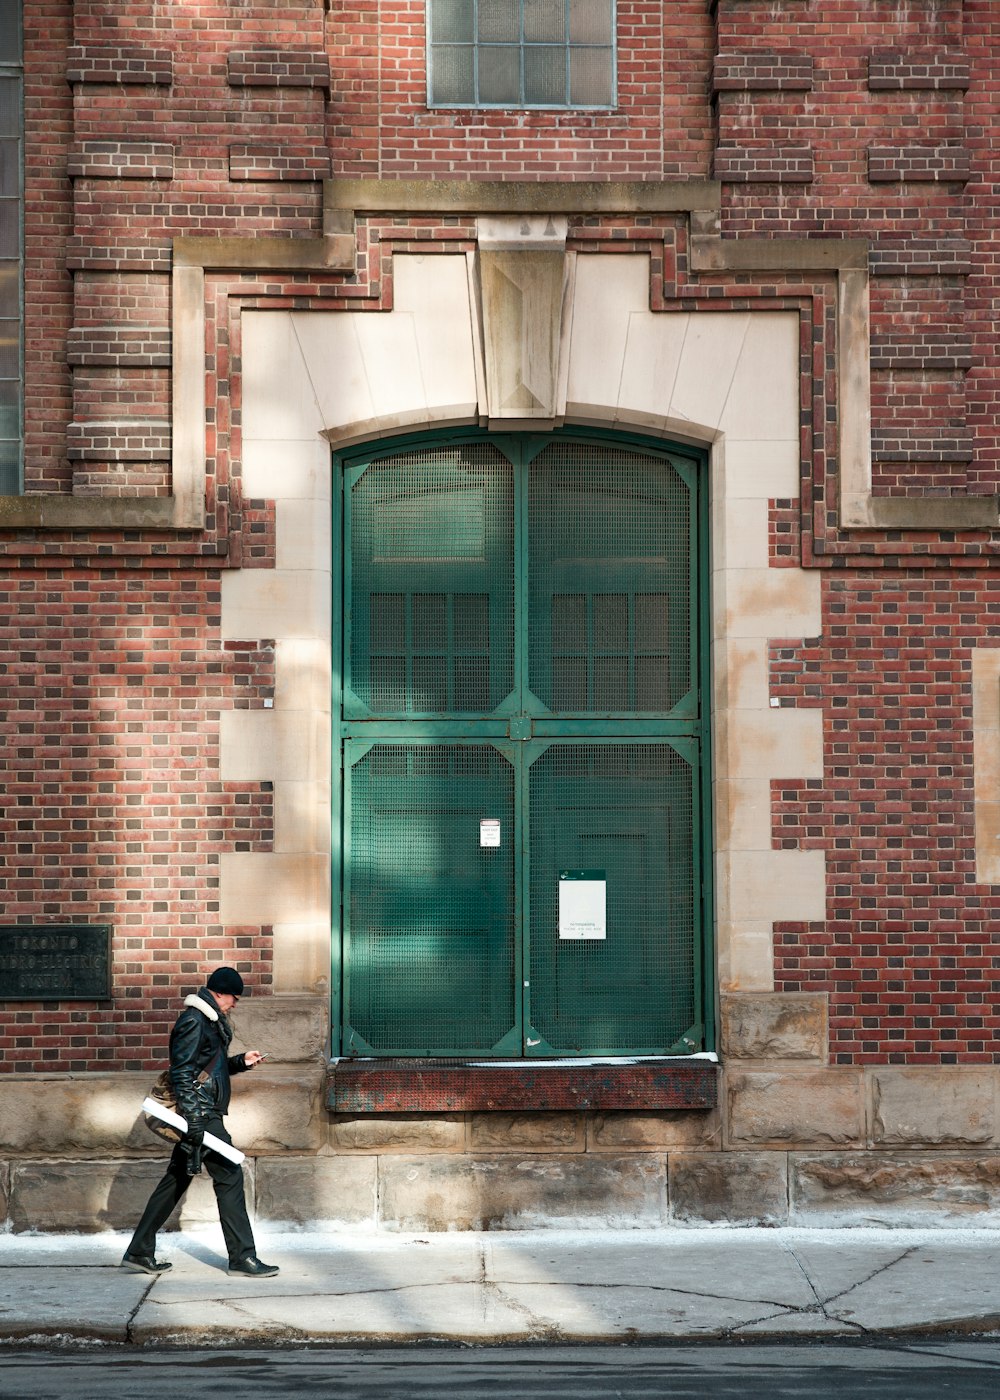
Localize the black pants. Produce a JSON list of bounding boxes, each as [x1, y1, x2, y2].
[[128, 1114, 256, 1264]]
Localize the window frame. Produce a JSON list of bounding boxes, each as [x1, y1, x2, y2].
[[426, 0, 618, 111], [332, 426, 715, 1062]]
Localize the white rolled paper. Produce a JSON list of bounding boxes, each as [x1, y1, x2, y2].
[[142, 1097, 246, 1165]]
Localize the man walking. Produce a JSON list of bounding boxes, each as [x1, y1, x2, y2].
[[122, 966, 279, 1278]]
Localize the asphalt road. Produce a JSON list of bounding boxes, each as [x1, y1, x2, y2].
[[2, 1342, 1000, 1399]]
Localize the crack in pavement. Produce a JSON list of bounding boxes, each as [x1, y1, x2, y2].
[[488, 1276, 824, 1314], [487, 1282, 565, 1342], [123, 1276, 838, 1315], [781, 1239, 834, 1324], [725, 1302, 868, 1338], [814, 1248, 919, 1310], [481, 1274, 855, 1340], [124, 1276, 160, 1345], [139, 1282, 478, 1307]]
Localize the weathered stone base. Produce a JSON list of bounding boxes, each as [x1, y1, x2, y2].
[[3, 1028, 1000, 1232], [791, 1153, 1000, 1226], [6, 1150, 1000, 1232], [0, 1158, 262, 1235]]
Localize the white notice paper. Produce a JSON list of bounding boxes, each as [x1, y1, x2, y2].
[[480, 818, 501, 848], [558, 870, 607, 940]]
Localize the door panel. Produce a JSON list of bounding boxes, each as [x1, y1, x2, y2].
[[339, 433, 708, 1057], [526, 742, 698, 1055], [344, 742, 517, 1055], [346, 443, 515, 717], [528, 441, 693, 717]]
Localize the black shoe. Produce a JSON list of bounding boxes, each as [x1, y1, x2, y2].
[[121, 1252, 172, 1275], [228, 1255, 279, 1278]]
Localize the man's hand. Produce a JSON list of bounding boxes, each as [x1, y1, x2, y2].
[[244, 1050, 267, 1067], [184, 1124, 205, 1176]]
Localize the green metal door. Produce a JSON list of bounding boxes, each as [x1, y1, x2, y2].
[[336, 431, 710, 1058]]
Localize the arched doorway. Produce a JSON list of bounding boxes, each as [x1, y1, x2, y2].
[[333, 429, 712, 1058]]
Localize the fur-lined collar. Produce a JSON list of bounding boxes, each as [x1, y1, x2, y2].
[[184, 992, 219, 1022]]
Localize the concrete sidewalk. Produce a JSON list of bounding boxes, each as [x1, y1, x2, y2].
[[1, 1226, 1000, 1347]]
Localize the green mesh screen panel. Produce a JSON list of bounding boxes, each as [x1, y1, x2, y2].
[[528, 442, 691, 714], [340, 433, 706, 1058], [346, 743, 516, 1054], [528, 743, 696, 1053], [349, 444, 514, 715]]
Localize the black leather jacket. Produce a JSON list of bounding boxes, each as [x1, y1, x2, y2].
[[169, 988, 249, 1126]]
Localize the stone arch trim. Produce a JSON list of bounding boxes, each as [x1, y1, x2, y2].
[[227, 253, 824, 1001]]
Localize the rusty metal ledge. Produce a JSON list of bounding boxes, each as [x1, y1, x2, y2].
[[327, 1057, 718, 1114]]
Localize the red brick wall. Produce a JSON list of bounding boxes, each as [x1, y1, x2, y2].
[[771, 575, 1000, 1064], [23, 0, 73, 492], [10, 0, 1000, 1070], [710, 0, 1000, 1062], [0, 567, 275, 1070], [326, 1, 715, 179]]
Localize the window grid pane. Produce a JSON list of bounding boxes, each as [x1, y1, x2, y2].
[[0, 0, 21, 66], [428, 0, 614, 108]]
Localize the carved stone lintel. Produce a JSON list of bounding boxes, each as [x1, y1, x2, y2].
[[476, 216, 569, 424]]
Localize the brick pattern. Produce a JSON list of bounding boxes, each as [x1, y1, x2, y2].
[[0, 572, 275, 1073], [870, 334, 973, 372], [342, 0, 702, 181], [66, 43, 173, 86], [65, 240, 173, 274], [870, 430, 975, 464], [714, 144, 814, 183], [770, 576, 1000, 1065], [67, 142, 175, 180], [713, 51, 813, 92], [23, 0, 74, 492], [867, 146, 971, 183], [66, 420, 172, 462], [869, 240, 973, 277], [228, 145, 332, 182], [226, 48, 331, 90], [868, 50, 970, 91], [11, 0, 1000, 1081], [66, 326, 171, 368], [709, 0, 988, 560]]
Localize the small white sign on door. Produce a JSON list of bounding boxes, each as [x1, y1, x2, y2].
[[559, 870, 606, 940], [480, 818, 501, 848]]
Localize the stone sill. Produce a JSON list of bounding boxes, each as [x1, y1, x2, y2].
[[327, 1057, 719, 1113]]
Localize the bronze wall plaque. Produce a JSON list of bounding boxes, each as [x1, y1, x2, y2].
[[0, 925, 112, 1001]]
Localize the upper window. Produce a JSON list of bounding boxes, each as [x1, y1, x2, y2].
[[427, 0, 615, 109], [0, 0, 22, 493]]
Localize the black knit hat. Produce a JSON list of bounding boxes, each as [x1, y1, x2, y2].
[[206, 966, 245, 997]]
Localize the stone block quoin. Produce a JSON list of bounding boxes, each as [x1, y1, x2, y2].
[[868, 50, 970, 91], [227, 49, 332, 90], [712, 51, 813, 92], [66, 44, 174, 86], [867, 146, 971, 183]]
